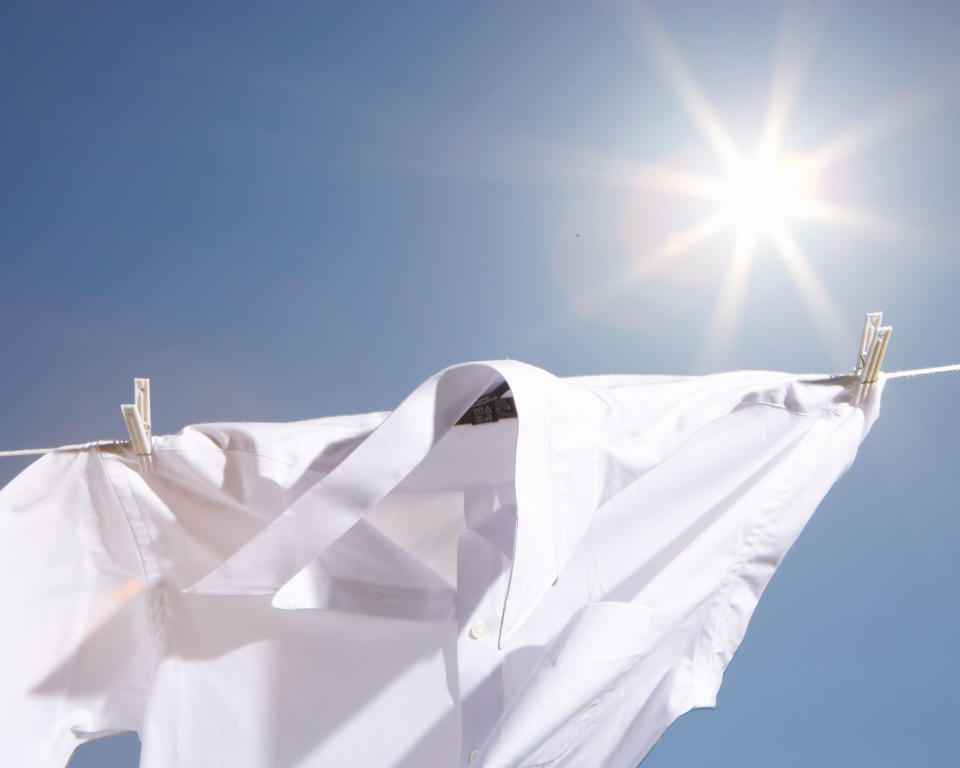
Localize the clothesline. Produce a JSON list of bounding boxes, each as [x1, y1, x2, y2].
[[884, 362, 960, 379], [0, 440, 125, 458], [0, 362, 957, 459]]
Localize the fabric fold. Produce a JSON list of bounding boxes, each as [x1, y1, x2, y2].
[[185, 359, 565, 647]]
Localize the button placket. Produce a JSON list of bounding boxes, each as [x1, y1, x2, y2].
[[456, 525, 509, 767]]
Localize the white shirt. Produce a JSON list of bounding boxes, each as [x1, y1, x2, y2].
[[0, 361, 884, 767]]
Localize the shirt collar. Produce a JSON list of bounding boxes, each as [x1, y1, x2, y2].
[[186, 360, 573, 648]]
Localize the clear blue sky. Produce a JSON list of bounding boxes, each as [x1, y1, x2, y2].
[[1, 2, 958, 766]]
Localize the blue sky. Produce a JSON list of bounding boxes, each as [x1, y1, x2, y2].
[[1, 2, 958, 766]]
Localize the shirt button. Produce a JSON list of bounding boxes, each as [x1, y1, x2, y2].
[[468, 621, 488, 640], [469, 749, 480, 763]]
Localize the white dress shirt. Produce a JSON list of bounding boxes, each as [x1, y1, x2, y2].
[[0, 361, 884, 767]]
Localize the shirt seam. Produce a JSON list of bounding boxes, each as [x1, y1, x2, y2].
[[600, 401, 840, 452], [692, 405, 852, 699], [685, 506, 768, 706], [548, 386, 560, 585], [150, 446, 338, 474], [96, 447, 155, 598], [96, 446, 166, 696]]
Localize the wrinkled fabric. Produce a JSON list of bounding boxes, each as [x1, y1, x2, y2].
[[0, 361, 884, 767]]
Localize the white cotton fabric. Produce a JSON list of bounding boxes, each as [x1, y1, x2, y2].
[[0, 361, 884, 768]]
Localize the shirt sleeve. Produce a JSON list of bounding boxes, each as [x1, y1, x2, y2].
[[689, 376, 886, 705], [0, 447, 157, 766], [580, 373, 885, 767]]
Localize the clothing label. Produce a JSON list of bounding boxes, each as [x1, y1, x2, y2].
[[457, 382, 518, 425]]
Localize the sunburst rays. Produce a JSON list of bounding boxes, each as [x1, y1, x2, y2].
[[536, 2, 931, 367], [630, 2, 922, 364]]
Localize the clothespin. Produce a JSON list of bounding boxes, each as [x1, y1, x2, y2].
[[854, 312, 891, 405], [121, 378, 153, 472]]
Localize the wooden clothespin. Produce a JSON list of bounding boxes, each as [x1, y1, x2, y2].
[[121, 378, 153, 472], [854, 312, 891, 405]]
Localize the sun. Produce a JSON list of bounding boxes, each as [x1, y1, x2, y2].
[[591, 3, 924, 365], [718, 155, 806, 237], [514, 5, 922, 365]]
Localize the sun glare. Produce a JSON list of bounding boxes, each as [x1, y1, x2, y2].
[[536, 5, 923, 366], [719, 155, 805, 236], [591, 3, 922, 366]]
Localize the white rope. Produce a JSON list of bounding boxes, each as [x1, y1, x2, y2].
[[0, 448, 67, 457], [0, 440, 125, 458], [885, 362, 960, 379]]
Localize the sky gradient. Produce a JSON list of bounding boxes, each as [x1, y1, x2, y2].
[[1, 2, 958, 766]]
